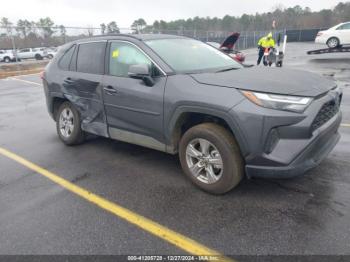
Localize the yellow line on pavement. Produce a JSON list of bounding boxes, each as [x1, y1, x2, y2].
[[341, 123, 350, 128], [0, 147, 234, 262]]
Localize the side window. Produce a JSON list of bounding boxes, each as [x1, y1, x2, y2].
[[337, 23, 350, 30], [69, 45, 78, 71], [58, 45, 76, 71], [342, 23, 350, 30], [108, 42, 160, 77], [76, 42, 105, 74]]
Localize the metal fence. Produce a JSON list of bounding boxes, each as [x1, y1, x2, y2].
[[145, 29, 286, 50], [0, 26, 325, 52], [147, 28, 325, 49]]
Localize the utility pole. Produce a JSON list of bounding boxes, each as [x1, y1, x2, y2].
[[9, 29, 18, 63]]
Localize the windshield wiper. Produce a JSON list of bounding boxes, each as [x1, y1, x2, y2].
[[215, 67, 239, 73]]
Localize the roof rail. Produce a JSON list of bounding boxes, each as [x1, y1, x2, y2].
[[85, 33, 143, 40]]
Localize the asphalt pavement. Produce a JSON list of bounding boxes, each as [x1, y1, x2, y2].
[[0, 42, 349, 258]]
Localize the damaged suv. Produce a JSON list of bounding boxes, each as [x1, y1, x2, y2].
[[42, 34, 342, 194]]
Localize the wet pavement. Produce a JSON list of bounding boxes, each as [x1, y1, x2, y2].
[[0, 42, 349, 257]]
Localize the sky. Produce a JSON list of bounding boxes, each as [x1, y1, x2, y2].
[[1, 0, 342, 29]]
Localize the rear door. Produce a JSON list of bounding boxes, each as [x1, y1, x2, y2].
[[59, 41, 109, 137], [102, 40, 167, 151]]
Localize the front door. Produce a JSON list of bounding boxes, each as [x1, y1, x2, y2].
[[102, 41, 167, 151], [338, 23, 350, 44]]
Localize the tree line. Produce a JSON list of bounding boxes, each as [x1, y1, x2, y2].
[[0, 17, 122, 38], [149, 2, 350, 32], [0, 17, 122, 48]]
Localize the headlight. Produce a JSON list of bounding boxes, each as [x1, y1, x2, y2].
[[241, 90, 312, 113]]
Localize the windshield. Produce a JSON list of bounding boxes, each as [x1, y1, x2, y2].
[[145, 38, 242, 73]]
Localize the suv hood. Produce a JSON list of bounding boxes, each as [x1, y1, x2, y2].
[[190, 67, 336, 97]]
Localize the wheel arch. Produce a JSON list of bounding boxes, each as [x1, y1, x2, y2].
[[167, 107, 248, 156], [51, 96, 68, 121]]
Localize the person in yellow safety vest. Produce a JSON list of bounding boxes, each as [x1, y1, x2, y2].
[[257, 32, 275, 65]]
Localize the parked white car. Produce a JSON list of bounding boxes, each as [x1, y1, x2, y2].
[[17, 47, 47, 60], [315, 21, 350, 48], [0, 50, 17, 63]]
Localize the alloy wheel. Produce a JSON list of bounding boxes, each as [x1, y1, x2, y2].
[[185, 138, 223, 184], [328, 38, 338, 48], [59, 108, 74, 138]]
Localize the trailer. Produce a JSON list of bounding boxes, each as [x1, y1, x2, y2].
[[307, 46, 350, 55]]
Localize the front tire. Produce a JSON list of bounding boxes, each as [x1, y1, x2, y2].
[[327, 37, 340, 48], [4, 57, 10, 63], [179, 123, 244, 194], [56, 102, 85, 145]]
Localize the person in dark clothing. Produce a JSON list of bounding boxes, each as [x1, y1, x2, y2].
[[257, 46, 265, 66]]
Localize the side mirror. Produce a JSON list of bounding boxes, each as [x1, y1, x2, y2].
[[128, 64, 155, 86]]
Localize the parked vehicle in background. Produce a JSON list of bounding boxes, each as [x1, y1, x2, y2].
[[0, 50, 17, 63], [46, 47, 58, 59], [42, 34, 342, 194], [315, 22, 350, 48], [207, 33, 245, 62], [17, 47, 47, 60]]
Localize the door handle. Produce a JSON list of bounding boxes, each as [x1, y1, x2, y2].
[[64, 77, 73, 84], [103, 85, 118, 95]]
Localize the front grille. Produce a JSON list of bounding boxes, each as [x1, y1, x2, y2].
[[311, 100, 340, 132]]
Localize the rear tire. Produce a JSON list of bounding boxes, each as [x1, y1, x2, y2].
[[327, 37, 340, 48], [35, 54, 43, 60], [4, 57, 10, 63], [179, 123, 244, 194], [56, 102, 85, 145]]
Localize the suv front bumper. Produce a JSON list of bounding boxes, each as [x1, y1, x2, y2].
[[230, 88, 342, 178], [245, 111, 341, 178]]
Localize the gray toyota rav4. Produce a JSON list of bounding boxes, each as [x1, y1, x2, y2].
[[42, 34, 342, 194]]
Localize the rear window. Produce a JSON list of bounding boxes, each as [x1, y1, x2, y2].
[[58, 45, 75, 70], [77, 42, 106, 74]]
